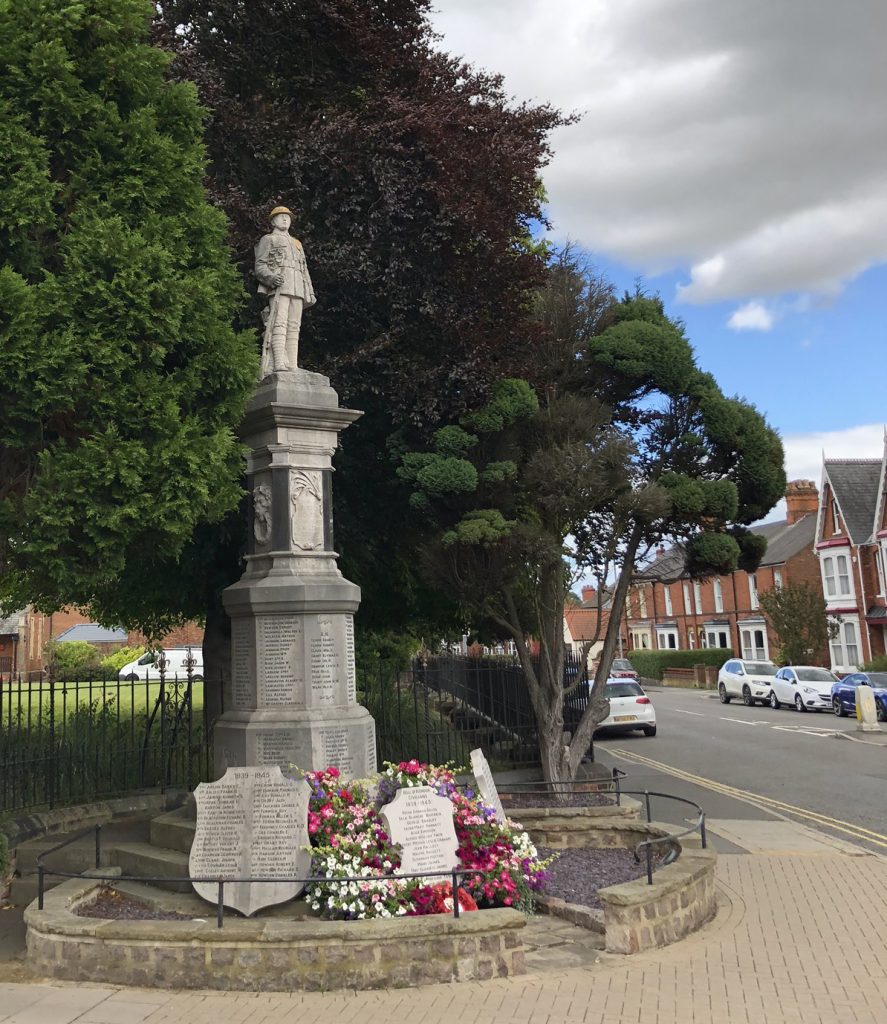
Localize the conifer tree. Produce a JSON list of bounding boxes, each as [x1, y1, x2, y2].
[[0, 1, 257, 637]]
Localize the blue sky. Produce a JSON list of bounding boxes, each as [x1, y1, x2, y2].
[[429, 0, 887, 493]]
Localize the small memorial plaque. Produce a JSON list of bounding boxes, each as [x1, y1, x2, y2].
[[190, 766, 311, 917], [231, 619, 254, 710], [470, 748, 506, 824], [381, 786, 459, 879], [258, 615, 304, 706]]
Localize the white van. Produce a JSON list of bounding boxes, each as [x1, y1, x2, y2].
[[117, 647, 204, 681]]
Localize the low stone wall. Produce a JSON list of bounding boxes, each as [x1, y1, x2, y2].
[[511, 799, 661, 850], [599, 847, 717, 953], [25, 874, 526, 990]]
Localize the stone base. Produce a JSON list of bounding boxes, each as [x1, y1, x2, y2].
[[214, 705, 376, 780], [25, 875, 526, 990]]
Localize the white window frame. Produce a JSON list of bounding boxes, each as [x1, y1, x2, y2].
[[688, 628, 696, 649], [829, 616, 860, 671], [683, 583, 692, 615], [713, 579, 723, 613], [638, 588, 647, 618], [656, 627, 679, 650], [740, 625, 769, 661], [748, 573, 759, 611], [822, 555, 836, 597], [773, 569, 783, 590], [878, 543, 887, 597], [832, 498, 841, 534], [836, 554, 851, 597], [706, 628, 730, 649], [693, 582, 703, 614], [663, 587, 673, 616]]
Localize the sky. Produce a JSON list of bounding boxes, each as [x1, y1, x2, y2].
[[428, 0, 887, 515]]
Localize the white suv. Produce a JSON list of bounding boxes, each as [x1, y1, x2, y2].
[[118, 647, 203, 682], [718, 658, 778, 706]]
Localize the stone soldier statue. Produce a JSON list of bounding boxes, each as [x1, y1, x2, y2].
[[254, 206, 316, 376]]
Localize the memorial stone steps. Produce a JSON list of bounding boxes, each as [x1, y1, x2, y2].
[[111, 840, 192, 893]]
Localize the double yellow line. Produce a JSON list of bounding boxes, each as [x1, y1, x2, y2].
[[608, 746, 887, 852]]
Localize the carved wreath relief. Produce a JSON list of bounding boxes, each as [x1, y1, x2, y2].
[[290, 470, 323, 551]]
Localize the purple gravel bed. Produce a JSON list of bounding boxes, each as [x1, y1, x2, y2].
[[74, 887, 191, 921], [539, 846, 662, 910], [500, 791, 615, 808]]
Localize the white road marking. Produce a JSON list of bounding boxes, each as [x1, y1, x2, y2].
[[772, 726, 829, 738], [671, 709, 704, 716], [719, 717, 770, 726]]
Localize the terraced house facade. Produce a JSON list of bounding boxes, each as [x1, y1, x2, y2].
[[816, 441, 887, 672]]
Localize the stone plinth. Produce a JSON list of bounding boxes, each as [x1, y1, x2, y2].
[[215, 369, 376, 780]]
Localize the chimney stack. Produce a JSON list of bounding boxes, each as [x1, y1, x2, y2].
[[581, 586, 597, 604], [785, 480, 819, 525]]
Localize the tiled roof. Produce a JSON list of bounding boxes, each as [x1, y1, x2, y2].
[[635, 514, 815, 581], [564, 606, 607, 642], [0, 610, 25, 635], [825, 459, 882, 544], [759, 513, 816, 565], [54, 624, 128, 643]]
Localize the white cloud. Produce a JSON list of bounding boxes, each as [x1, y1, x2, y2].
[[783, 424, 885, 484], [726, 301, 774, 331], [429, 0, 887, 303]]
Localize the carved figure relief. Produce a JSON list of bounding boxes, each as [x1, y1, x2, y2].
[[253, 484, 272, 547], [290, 471, 323, 551]]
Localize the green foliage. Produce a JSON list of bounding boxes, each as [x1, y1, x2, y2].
[[627, 648, 733, 681], [479, 461, 518, 486], [415, 458, 478, 497], [433, 426, 478, 458], [44, 639, 101, 675], [0, 0, 257, 632], [441, 510, 517, 547], [757, 582, 835, 666], [462, 379, 540, 434], [684, 532, 742, 576], [100, 645, 147, 673], [862, 655, 887, 672]]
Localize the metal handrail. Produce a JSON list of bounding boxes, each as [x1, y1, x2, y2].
[[496, 771, 706, 885], [35, 825, 469, 928]]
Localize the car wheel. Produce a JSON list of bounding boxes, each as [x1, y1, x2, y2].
[[833, 697, 847, 717], [769, 690, 780, 710], [794, 694, 806, 712], [742, 685, 753, 706], [642, 725, 657, 737], [125, 673, 139, 682], [718, 683, 731, 704]]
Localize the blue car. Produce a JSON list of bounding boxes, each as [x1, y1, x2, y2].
[[831, 672, 887, 721]]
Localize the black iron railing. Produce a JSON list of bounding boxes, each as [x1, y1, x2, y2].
[[36, 825, 471, 927], [0, 667, 212, 815]]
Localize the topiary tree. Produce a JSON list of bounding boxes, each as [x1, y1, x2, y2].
[[0, 1, 257, 713]]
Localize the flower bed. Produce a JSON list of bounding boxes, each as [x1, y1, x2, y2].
[[302, 761, 550, 919]]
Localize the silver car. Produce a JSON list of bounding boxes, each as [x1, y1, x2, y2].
[[718, 658, 778, 706]]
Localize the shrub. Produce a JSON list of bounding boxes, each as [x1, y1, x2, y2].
[[627, 648, 733, 681], [862, 655, 887, 672], [100, 646, 146, 674], [44, 639, 101, 676]]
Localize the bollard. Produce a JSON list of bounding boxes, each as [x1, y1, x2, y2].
[[856, 686, 882, 733]]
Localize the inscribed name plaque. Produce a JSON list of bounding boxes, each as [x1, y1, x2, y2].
[[380, 786, 459, 879], [470, 748, 506, 824], [190, 766, 311, 916]]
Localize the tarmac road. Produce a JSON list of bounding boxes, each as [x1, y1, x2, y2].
[[592, 685, 887, 855]]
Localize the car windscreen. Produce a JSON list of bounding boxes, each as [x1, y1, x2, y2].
[[606, 681, 644, 698], [795, 668, 836, 682], [745, 662, 776, 676], [866, 673, 887, 687], [611, 660, 635, 671]]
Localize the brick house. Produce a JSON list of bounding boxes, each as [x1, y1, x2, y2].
[[563, 586, 626, 666], [622, 481, 820, 662], [815, 446, 887, 672], [0, 604, 205, 676]]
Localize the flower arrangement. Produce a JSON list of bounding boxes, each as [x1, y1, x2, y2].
[[301, 760, 551, 921]]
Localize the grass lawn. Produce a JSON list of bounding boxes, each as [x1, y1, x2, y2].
[[0, 677, 207, 726]]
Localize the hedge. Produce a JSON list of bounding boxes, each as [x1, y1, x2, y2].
[[627, 648, 733, 681]]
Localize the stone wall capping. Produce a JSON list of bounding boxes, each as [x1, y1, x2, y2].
[[596, 849, 715, 908]]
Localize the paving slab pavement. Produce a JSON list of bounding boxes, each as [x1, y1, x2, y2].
[[1, 846, 886, 1024]]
